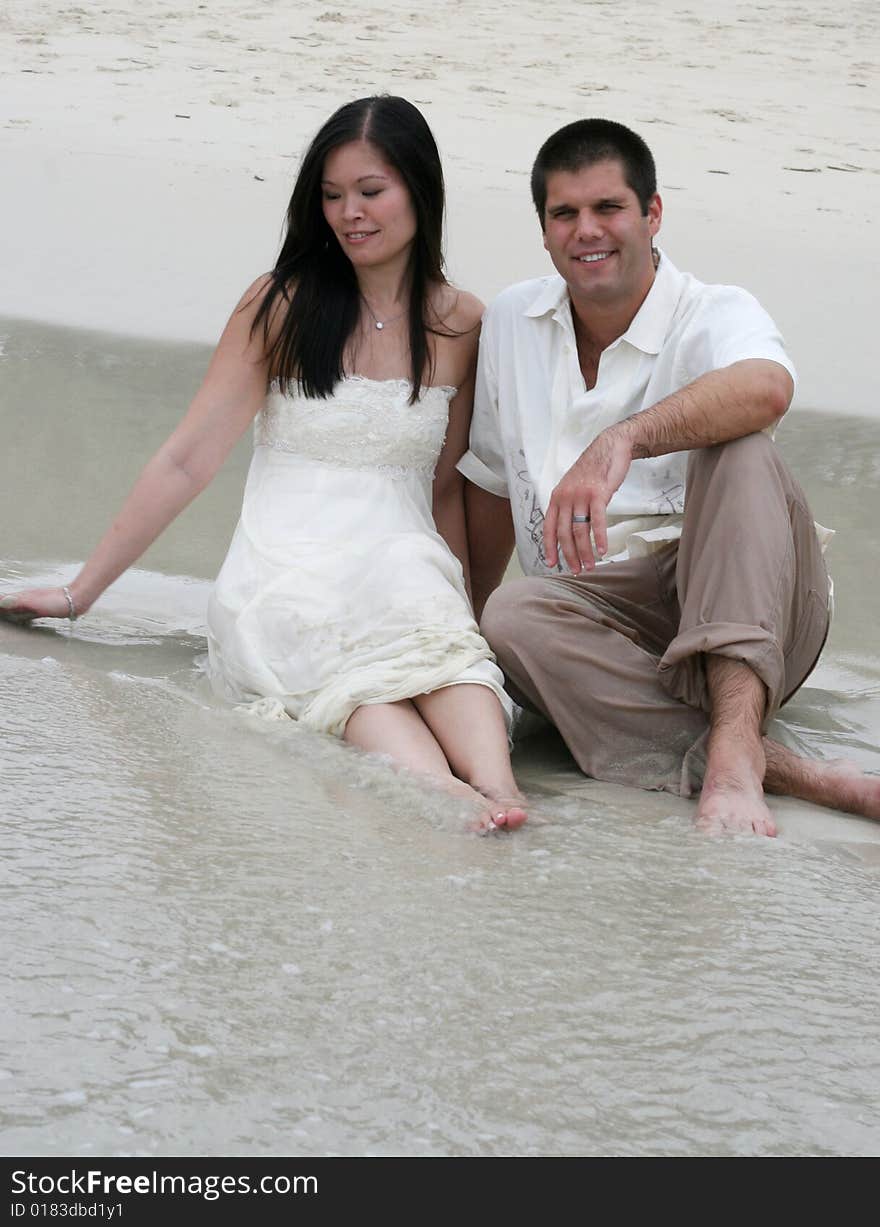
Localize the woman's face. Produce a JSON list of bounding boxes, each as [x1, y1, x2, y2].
[[321, 140, 417, 271]]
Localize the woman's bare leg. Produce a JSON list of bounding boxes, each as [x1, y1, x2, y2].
[[412, 684, 527, 829], [343, 698, 517, 830]]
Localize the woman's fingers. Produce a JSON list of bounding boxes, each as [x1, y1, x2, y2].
[[0, 595, 36, 624]]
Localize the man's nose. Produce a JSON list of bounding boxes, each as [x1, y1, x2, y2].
[[574, 209, 602, 240]]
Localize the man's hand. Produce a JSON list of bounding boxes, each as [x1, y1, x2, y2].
[[542, 359, 793, 574], [543, 426, 634, 572]]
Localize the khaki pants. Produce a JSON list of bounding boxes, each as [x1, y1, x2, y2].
[[481, 433, 831, 796]]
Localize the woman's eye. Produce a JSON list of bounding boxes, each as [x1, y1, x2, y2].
[[362, 189, 381, 198]]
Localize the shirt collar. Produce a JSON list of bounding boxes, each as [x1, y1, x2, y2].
[[522, 250, 686, 356], [523, 275, 571, 322]]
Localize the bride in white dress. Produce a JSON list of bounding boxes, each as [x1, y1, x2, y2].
[[1, 96, 527, 832]]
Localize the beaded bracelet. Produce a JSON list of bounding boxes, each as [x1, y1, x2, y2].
[[62, 585, 78, 621]]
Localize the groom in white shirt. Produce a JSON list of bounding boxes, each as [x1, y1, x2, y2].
[[459, 117, 879, 835]]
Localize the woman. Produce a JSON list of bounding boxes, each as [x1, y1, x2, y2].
[[0, 96, 526, 832]]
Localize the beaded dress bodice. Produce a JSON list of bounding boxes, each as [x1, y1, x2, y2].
[[255, 376, 455, 477]]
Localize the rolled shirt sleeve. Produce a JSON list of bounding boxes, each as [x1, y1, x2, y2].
[[674, 285, 798, 392]]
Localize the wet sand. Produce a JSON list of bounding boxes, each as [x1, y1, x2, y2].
[[1, 320, 879, 1156]]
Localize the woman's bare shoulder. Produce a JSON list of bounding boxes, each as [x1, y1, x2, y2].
[[237, 272, 283, 315], [429, 283, 485, 332], [232, 272, 296, 353]]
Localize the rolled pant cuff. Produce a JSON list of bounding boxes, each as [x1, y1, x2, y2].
[[658, 621, 785, 716]]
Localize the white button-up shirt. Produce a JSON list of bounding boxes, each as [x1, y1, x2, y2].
[[458, 252, 798, 576]]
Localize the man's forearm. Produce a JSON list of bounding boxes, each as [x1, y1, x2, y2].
[[612, 359, 793, 459]]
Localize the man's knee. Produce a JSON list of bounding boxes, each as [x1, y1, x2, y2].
[[687, 430, 780, 486], [481, 577, 544, 658]]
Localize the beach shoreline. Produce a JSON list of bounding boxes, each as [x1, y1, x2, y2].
[[4, 0, 878, 413]]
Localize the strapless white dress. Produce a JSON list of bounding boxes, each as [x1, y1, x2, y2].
[[206, 376, 511, 736]]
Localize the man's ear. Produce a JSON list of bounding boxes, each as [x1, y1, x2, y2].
[[648, 192, 662, 237]]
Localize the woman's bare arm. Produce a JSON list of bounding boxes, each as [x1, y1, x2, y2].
[[465, 483, 515, 622], [1, 277, 274, 620], [431, 297, 483, 604], [433, 374, 475, 598]]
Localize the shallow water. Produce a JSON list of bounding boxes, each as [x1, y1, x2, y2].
[[1, 318, 879, 1156]]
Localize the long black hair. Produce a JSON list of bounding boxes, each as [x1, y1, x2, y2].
[[252, 95, 450, 404]]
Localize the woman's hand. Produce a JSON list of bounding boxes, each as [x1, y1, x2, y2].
[[0, 587, 76, 624], [0, 279, 273, 629]]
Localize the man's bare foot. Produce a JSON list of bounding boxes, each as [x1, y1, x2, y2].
[[696, 658, 880, 834], [696, 771, 777, 836], [697, 745, 880, 836], [816, 761, 880, 819], [696, 717, 776, 836], [764, 742, 880, 820], [697, 656, 775, 836]]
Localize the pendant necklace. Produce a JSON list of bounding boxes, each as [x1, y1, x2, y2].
[[361, 294, 407, 331]]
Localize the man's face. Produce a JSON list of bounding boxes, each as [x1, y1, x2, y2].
[[541, 158, 661, 315]]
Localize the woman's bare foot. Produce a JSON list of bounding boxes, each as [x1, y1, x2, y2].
[[476, 786, 528, 833], [343, 698, 528, 834], [425, 775, 524, 833]]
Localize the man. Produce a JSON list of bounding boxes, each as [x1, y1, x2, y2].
[[458, 118, 879, 836]]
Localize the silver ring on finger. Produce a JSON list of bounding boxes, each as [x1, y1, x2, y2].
[[572, 514, 591, 524]]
